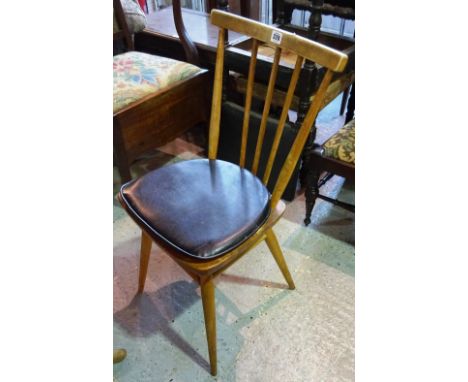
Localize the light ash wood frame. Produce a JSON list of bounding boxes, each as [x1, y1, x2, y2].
[[119, 9, 347, 376]]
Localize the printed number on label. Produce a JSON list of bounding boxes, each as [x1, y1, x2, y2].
[[271, 31, 283, 44]]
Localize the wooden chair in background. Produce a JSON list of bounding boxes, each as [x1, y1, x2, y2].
[[113, 0, 210, 183], [274, 0, 355, 206], [304, 117, 355, 225], [118, 10, 348, 375], [274, 0, 355, 123]]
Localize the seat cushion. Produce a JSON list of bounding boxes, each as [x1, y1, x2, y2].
[[113, 51, 203, 113], [323, 118, 355, 164], [119, 159, 271, 259]]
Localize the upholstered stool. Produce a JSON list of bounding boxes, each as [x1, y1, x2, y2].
[[113, 51, 204, 113], [112, 52, 209, 183], [322, 118, 355, 164]]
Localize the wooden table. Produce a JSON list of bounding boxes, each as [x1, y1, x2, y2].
[[135, 7, 246, 68]]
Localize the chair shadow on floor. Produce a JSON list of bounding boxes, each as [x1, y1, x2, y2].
[[113, 276, 291, 377], [114, 280, 211, 372], [219, 273, 289, 290]]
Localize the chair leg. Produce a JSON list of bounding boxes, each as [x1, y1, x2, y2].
[[265, 229, 295, 290], [114, 122, 133, 184], [200, 277, 217, 376], [114, 149, 132, 184], [340, 85, 351, 115], [117, 161, 132, 184], [304, 167, 320, 226], [345, 83, 355, 123], [137, 230, 152, 293]]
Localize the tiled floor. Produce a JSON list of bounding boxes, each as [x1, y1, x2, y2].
[[113, 95, 355, 381]]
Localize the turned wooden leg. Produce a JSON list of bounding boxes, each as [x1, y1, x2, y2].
[[137, 230, 152, 293], [116, 159, 132, 184], [345, 83, 355, 123], [299, 129, 316, 189], [265, 229, 295, 290], [340, 85, 351, 115], [200, 277, 217, 376], [304, 167, 320, 226], [114, 123, 132, 184]]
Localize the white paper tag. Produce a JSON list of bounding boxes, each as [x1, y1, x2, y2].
[[271, 31, 283, 44]]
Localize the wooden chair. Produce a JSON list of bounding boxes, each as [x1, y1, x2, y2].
[[304, 117, 355, 225], [118, 9, 348, 376], [113, 0, 210, 183], [274, 0, 355, 121]]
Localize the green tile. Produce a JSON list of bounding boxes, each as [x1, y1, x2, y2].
[[284, 227, 355, 277]]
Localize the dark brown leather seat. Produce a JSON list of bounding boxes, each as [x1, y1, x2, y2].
[[119, 159, 271, 259]]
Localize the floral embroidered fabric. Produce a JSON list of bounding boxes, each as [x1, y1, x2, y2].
[[113, 51, 203, 113], [323, 119, 355, 164]]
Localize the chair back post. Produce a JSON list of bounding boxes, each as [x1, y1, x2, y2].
[[208, 27, 226, 159], [114, 0, 199, 65], [251, 46, 281, 175], [113, 0, 134, 51], [209, 10, 347, 207], [172, 0, 200, 65], [239, 39, 259, 168]]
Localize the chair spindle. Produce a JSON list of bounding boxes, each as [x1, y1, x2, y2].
[[239, 39, 259, 168], [251, 47, 282, 175], [208, 28, 226, 159], [262, 55, 304, 185], [270, 68, 335, 207]]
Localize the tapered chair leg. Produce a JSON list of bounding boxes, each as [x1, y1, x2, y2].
[[340, 85, 351, 115], [265, 229, 296, 290], [138, 230, 152, 293], [200, 277, 217, 376]]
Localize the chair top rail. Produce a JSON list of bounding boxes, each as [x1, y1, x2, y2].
[[210, 10, 348, 72]]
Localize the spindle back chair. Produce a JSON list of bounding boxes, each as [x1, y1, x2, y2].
[[118, 9, 348, 376]]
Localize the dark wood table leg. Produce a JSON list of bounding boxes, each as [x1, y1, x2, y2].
[[340, 85, 351, 115], [114, 123, 132, 184], [304, 163, 321, 226], [345, 83, 355, 123], [297, 0, 323, 188]]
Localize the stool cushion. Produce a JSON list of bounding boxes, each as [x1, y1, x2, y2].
[[119, 159, 271, 259], [323, 119, 355, 164], [113, 51, 203, 113]]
